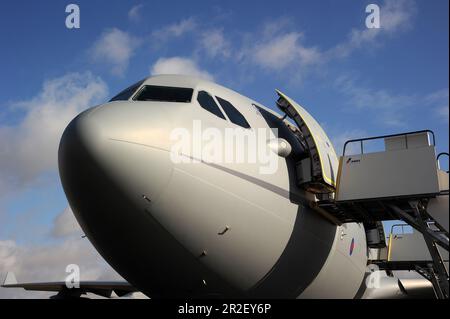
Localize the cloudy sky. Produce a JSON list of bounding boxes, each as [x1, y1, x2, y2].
[[0, 0, 448, 298]]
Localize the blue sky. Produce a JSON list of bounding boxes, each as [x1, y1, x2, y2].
[[0, 0, 448, 295]]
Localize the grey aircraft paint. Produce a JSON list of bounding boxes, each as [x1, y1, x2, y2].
[[58, 75, 369, 298]]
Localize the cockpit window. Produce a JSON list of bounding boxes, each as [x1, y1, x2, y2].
[[197, 91, 226, 119], [216, 96, 250, 128], [109, 80, 144, 102], [134, 85, 193, 103]]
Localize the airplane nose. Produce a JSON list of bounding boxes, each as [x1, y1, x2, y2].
[[58, 103, 174, 240], [57, 104, 211, 296], [58, 106, 109, 237]]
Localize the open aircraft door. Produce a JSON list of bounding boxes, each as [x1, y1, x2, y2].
[[275, 90, 338, 195]]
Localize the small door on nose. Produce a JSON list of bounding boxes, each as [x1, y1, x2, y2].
[[275, 90, 338, 194]]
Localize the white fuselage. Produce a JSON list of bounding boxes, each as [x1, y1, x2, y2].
[[58, 75, 368, 298]]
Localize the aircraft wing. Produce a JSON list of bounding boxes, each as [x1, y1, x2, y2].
[[1, 272, 141, 298]]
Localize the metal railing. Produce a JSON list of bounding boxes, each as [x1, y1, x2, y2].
[[437, 152, 449, 172], [437, 152, 449, 161], [390, 223, 413, 235], [342, 130, 436, 156]]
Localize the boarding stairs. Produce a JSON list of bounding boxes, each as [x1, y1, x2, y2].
[[274, 91, 449, 298], [316, 131, 449, 299]]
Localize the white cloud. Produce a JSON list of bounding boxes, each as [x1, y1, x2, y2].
[[0, 240, 16, 270], [334, 75, 416, 127], [91, 28, 140, 76], [152, 20, 232, 60], [0, 72, 108, 195], [331, 0, 417, 58], [253, 32, 301, 69], [331, 129, 368, 156], [0, 238, 122, 298], [425, 88, 449, 104], [436, 105, 449, 122], [233, 20, 323, 79], [199, 29, 231, 58], [334, 77, 449, 128], [246, 30, 322, 71], [150, 57, 214, 81], [128, 4, 143, 22], [424, 88, 449, 123], [335, 75, 415, 111], [236, 0, 415, 75], [0, 72, 119, 299], [1, 204, 120, 299], [51, 207, 81, 238], [381, 0, 417, 31], [152, 18, 196, 39], [143, 1, 416, 80]]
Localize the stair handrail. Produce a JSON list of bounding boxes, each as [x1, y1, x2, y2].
[[436, 152, 449, 174], [342, 129, 436, 156]]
